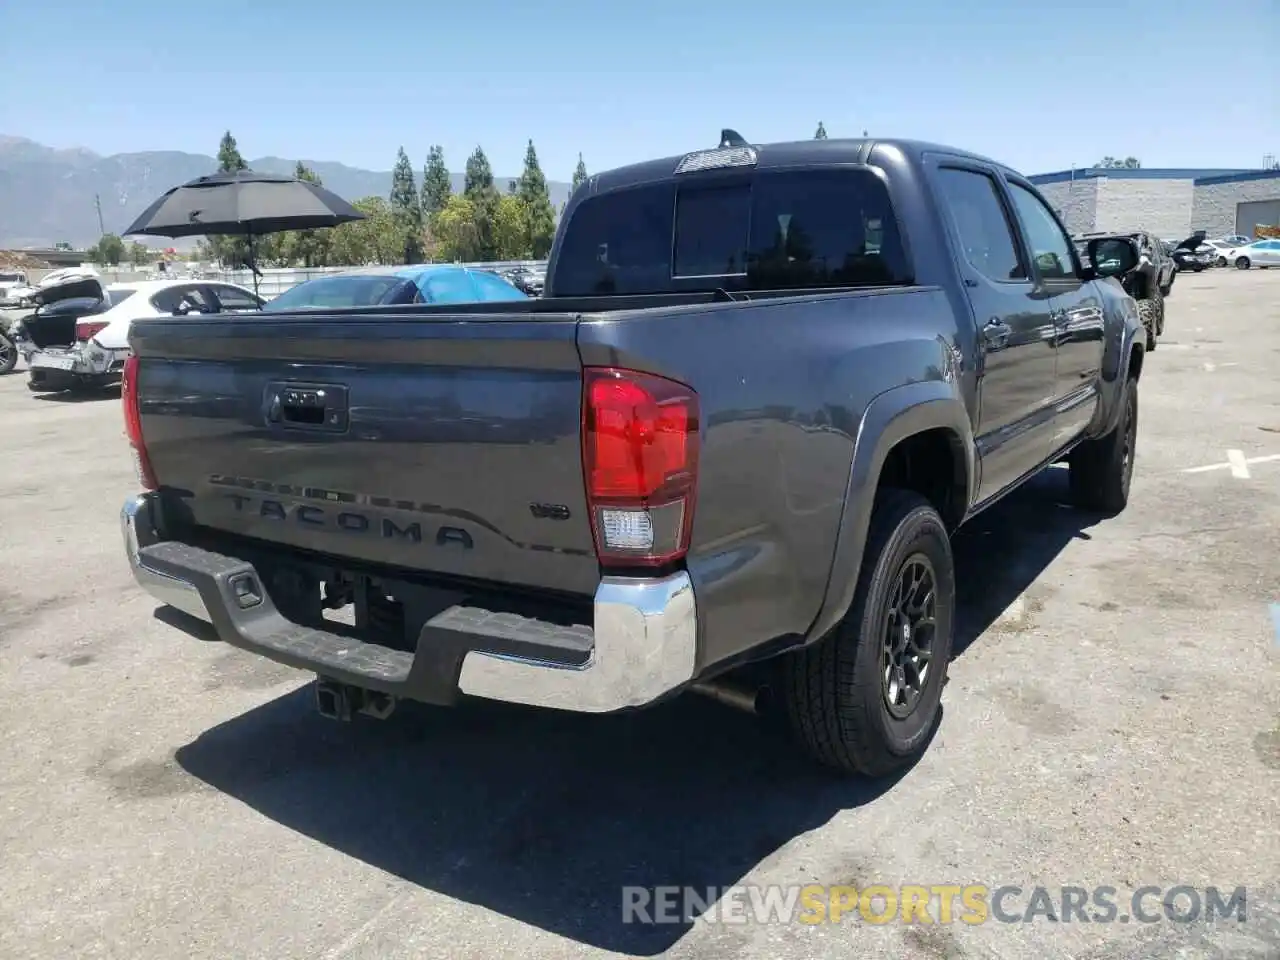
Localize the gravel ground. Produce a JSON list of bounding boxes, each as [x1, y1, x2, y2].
[[0, 269, 1277, 960]]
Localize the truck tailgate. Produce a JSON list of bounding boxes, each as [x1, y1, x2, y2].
[[129, 313, 599, 596]]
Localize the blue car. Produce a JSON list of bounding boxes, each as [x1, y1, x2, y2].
[[263, 264, 528, 311]]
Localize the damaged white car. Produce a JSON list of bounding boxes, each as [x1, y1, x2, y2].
[[20, 275, 262, 393]]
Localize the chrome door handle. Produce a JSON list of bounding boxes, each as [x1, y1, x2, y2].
[[983, 318, 1012, 342]]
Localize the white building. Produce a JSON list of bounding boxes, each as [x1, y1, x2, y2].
[[1030, 167, 1280, 241]]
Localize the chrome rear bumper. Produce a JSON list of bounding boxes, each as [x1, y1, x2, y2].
[[121, 493, 698, 712]]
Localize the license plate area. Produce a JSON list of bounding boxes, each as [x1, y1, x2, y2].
[[31, 351, 77, 371]]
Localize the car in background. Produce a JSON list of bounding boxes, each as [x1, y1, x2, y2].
[[498, 266, 545, 297], [1224, 238, 1280, 270], [1074, 229, 1168, 348], [1200, 239, 1241, 267], [1167, 232, 1216, 272], [1215, 234, 1251, 248], [262, 265, 529, 311], [22, 276, 263, 392], [0, 269, 29, 306]]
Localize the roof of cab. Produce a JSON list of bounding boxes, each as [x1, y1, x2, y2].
[[585, 137, 1019, 194]]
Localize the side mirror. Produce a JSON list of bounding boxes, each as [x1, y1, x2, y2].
[[1086, 237, 1138, 279]]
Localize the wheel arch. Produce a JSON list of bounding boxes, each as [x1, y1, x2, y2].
[[804, 380, 974, 646]]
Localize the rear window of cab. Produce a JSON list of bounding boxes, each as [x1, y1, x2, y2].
[[554, 168, 912, 296]]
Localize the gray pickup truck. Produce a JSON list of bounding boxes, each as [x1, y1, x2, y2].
[[121, 134, 1146, 776]]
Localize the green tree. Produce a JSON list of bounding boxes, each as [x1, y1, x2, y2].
[[279, 161, 331, 267], [814, 121, 828, 140], [464, 146, 495, 197], [493, 194, 531, 260], [1096, 156, 1141, 169], [89, 233, 127, 266], [571, 153, 588, 191], [217, 131, 248, 172], [516, 139, 557, 259], [128, 241, 152, 267], [390, 146, 423, 263], [420, 145, 452, 218], [463, 146, 499, 260], [431, 195, 481, 262], [328, 196, 399, 265]]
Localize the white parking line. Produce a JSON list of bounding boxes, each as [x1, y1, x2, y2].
[[1183, 452, 1280, 476], [1227, 449, 1251, 478], [1204, 362, 1216, 371]]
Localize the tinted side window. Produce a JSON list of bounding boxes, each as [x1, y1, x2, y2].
[[554, 169, 911, 296], [745, 171, 910, 289], [934, 168, 1026, 282], [209, 285, 261, 310], [1007, 183, 1078, 280], [151, 286, 211, 314]]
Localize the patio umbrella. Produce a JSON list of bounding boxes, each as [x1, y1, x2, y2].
[[122, 169, 366, 298]]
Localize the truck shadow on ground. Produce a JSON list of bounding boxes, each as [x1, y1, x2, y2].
[[31, 385, 121, 403], [173, 465, 1099, 955], [950, 464, 1102, 658], [177, 691, 922, 954]]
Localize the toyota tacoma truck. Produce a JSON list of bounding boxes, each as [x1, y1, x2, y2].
[[120, 133, 1146, 776]]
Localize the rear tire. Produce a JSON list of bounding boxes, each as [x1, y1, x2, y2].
[[1138, 297, 1159, 350], [1069, 376, 1137, 515], [0, 335, 16, 374], [781, 489, 954, 777]]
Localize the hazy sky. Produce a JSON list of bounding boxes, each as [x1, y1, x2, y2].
[[2, 0, 1276, 180]]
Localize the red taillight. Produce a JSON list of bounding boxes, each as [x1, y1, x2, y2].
[[582, 367, 699, 568], [122, 355, 158, 491], [76, 320, 108, 341]]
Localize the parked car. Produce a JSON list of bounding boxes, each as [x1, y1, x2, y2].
[[262, 265, 529, 311], [1224, 238, 1280, 269], [22, 276, 262, 392], [1201, 239, 1239, 267], [1214, 234, 1251, 248], [1170, 232, 1216, 272], [499, 266, 545, 297], [119, 135, 1145, 776], [0, 269, 29, 307], [1074, 228, 1169, 348]]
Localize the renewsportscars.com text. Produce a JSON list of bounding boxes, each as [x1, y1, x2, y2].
[[621, 884, 1249, 926]]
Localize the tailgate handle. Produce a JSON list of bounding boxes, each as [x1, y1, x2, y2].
[[265, 382, 349, 433]]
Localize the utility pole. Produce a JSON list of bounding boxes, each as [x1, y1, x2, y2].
[[94, 193, 106, 236]]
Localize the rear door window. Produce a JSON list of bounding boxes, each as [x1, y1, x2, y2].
[[555, 168, 911, 296], [206, 284, 262, 311], [933, 168, 1027, 282], [151, 285, 212, 314]]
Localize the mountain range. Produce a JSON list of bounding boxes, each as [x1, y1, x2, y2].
[[0, 135, 573, 248]]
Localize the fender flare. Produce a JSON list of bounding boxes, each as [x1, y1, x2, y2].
[[1090, 302, 1144, 439], [803, 379, 975, 645]]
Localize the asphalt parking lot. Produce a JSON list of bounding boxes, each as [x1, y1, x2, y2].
[[1, 269, 1277, 960]]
